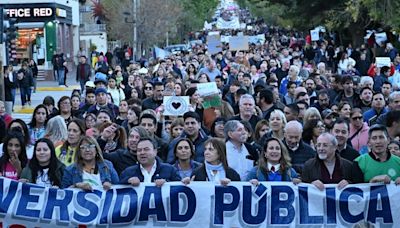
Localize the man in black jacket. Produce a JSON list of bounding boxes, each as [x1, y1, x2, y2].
[[120, 137, 181, 186], [284, 120, 316, 175], [76, 56, 92, 93], [331, 118, 360, 162], [103, 126, 150, 175]]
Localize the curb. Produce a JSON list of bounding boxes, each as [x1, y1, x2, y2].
[[13, 106, 34, 114], [36, 86, 80, 92]]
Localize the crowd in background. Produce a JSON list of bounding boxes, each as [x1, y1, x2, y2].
[[1, 4, 400, 191]]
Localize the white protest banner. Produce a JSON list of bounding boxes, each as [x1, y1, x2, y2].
[[197, 82, 219, 97], [310, 29, 319, 41], [1, 178, 399, 227], [163, 96, 190, 116], [229, 36, 249, 51], [376, 57, 391, 67], [216, 17, 240, 30], [207, 35, 223, 55]]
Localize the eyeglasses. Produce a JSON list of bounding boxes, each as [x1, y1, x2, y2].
[[177, 146, 190, 150], [352, 116, 363, 120], [316, 124, 326, 128], [144, 87, 153, 90], [80, 144, 96, 150]]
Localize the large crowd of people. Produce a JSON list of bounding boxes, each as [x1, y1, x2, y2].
[[1, 3, 400, 192]]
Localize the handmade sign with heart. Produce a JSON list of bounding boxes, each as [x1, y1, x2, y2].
[[163, 96, 190, 116]]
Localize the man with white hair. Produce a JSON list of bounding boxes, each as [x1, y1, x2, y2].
[[283, 120, 316, 174], [279, 65, 302, 96], [302, 133, 353, 191], [230, 94, 261, 131], [224, 120, 259, 181]]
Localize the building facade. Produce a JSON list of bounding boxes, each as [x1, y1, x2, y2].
[[0, 0, 79, 79]]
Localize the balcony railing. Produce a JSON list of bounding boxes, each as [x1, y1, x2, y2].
[[80, 24, 106, 33]]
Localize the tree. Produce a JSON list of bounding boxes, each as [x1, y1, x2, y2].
[[100, 0, 218, 55], [242, 0, 400, 45]]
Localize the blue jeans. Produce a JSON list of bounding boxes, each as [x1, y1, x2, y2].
[[58, 69, 65, 85], [80, 80, 87, 93], [20, 87, 31, 106]]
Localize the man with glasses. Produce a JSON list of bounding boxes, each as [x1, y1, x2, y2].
[[302, 133, 352, 191], [352, 124, 400, 184], [331, 118, 360, 162], [142, 82, 164, 111]]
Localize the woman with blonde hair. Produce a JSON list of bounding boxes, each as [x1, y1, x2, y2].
[[61, 136, 119, 191], [44, 116, 68, 148], [247, 137, 300, 184], [264, 110, 286, 141], [303, 107, 322, 126]]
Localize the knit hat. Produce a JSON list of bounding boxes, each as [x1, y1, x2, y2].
[[95, 87, 108, 95], [94, 72, 107, 84]]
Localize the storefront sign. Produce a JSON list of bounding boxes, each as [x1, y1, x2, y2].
[[6, 7, 54, 18]]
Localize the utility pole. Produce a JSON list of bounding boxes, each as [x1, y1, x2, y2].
[[133, 0, 137, 61]]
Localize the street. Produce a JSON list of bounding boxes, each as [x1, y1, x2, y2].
[[12, 75, 79, 123]]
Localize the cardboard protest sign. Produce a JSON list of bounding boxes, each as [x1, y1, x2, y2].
[[163, 96, 190, 116], [202, 95, 222, 109], [197, 82, 219, 97], [207, 35, 223, 55], [229, 36, 249, 51], [310, 29, 319, 41], [376, 57, 391, 67]]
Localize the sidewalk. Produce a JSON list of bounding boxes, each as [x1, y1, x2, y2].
[[13, 75, 80, 115]]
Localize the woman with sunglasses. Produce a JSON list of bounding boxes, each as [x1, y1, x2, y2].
[[143, 82, 154, 99], [20, 138, 65, 187], [172, 138, 201, 179], [349, 108, 369, 154], [61, 136, 119, 191], [55, 119, 86, 166]]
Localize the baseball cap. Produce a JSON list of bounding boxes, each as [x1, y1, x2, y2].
[[321, 109, 338, 119], [85, 81, 95, 88]]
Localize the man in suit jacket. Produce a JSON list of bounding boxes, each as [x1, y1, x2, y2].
[[120, 137, 181, 187]]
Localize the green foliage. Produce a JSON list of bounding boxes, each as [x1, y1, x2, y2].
[[180, 0, 219, 31]]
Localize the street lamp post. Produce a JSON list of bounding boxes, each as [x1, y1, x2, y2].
[[124, 0, 139, 61]]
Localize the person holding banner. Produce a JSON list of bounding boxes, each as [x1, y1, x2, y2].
[[172, 138, 201, 179], [20, 138, 65, 188], [352, 124, 400, 184], [120, 137, 181, 187], [188, 138, 240, 185], [0, 132, 28, 180], [62, 136, 119, 191], [302, 133, 352, 191], [55, 119, 86, 166], [247, 137, 300, 184]]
